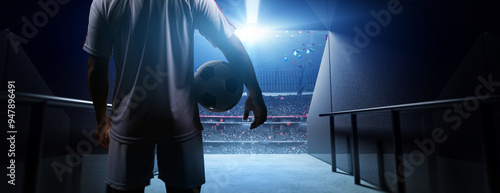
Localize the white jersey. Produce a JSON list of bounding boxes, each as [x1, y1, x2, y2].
[[83, 0, 235, 143]]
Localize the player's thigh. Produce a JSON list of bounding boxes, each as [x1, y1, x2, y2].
[[106, 138, 155, 191], [156, 133, 205, 190]]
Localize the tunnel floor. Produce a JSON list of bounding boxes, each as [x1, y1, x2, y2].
[[80, 154, 385, 193]]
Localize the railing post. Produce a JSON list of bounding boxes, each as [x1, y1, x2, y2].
[[479, 104, 498, 193], [329, 116, 337, 172], [25, 101, 48, 193], [351, 113, 360, 184], [391, 110, 405, 193]]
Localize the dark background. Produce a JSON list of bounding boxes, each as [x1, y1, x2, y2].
[[1, 0, 499, 193]]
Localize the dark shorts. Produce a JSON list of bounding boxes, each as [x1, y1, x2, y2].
[[105, 132, 205, 191]]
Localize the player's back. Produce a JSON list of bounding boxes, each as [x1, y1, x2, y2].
[[84, 0, 235, 143], [86, 0, 200, 143]]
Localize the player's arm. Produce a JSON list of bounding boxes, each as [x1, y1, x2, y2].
[[88, 54, 111, 149], [218, 34, 267, 129]]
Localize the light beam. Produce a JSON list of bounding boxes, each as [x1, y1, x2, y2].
[[246, 0, 260, 24]]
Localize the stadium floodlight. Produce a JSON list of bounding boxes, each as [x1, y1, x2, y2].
[[246, 0, 260, 24], [234, 0, 266, 43], [234, 24, 268, 42]]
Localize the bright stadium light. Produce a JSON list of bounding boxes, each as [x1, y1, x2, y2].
[[246, 0, 260, 24], [235, 0, 266, 43], [234, 24, 268, 42]]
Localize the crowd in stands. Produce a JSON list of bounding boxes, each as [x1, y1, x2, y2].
[[202, 143, 307, 154], [198, 94, 311, 154], [201, 125, 307, 142], [198, 95, 312, 116]]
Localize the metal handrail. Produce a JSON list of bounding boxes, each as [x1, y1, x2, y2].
[[319, 95, 500, 193], [319, 95, 499, 116], [3, 92, 112, 109]]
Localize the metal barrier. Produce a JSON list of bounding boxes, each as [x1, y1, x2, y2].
[[2, 92, 112, 193], [319, 96, 500, 193]]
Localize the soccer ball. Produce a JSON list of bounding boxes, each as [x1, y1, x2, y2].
[[194, 60, 244, 112]]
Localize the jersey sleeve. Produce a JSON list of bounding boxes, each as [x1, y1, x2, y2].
[[83, 0, 113, 57], [193, 0, 236, 48]]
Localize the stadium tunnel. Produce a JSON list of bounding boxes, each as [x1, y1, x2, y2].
[[1, 0, 500, 193]]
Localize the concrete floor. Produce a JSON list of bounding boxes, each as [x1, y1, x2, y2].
[[79, 154, 385, 193], [144, 154, 386, 193]]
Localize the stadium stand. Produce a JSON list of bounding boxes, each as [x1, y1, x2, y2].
[[200, 95, 311, 154]]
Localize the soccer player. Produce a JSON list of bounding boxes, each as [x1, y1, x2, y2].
[[84, 0, 267, 192]]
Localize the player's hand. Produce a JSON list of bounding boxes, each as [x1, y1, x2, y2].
[[243, 93, 267, 129], [95, 115, 111, 150]]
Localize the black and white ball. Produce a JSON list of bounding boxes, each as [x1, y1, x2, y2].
[[194, 60, 243, 112]]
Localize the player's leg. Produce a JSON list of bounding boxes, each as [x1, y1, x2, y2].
[[105, 138, 155, 193], [157, 132, 205, 193]]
